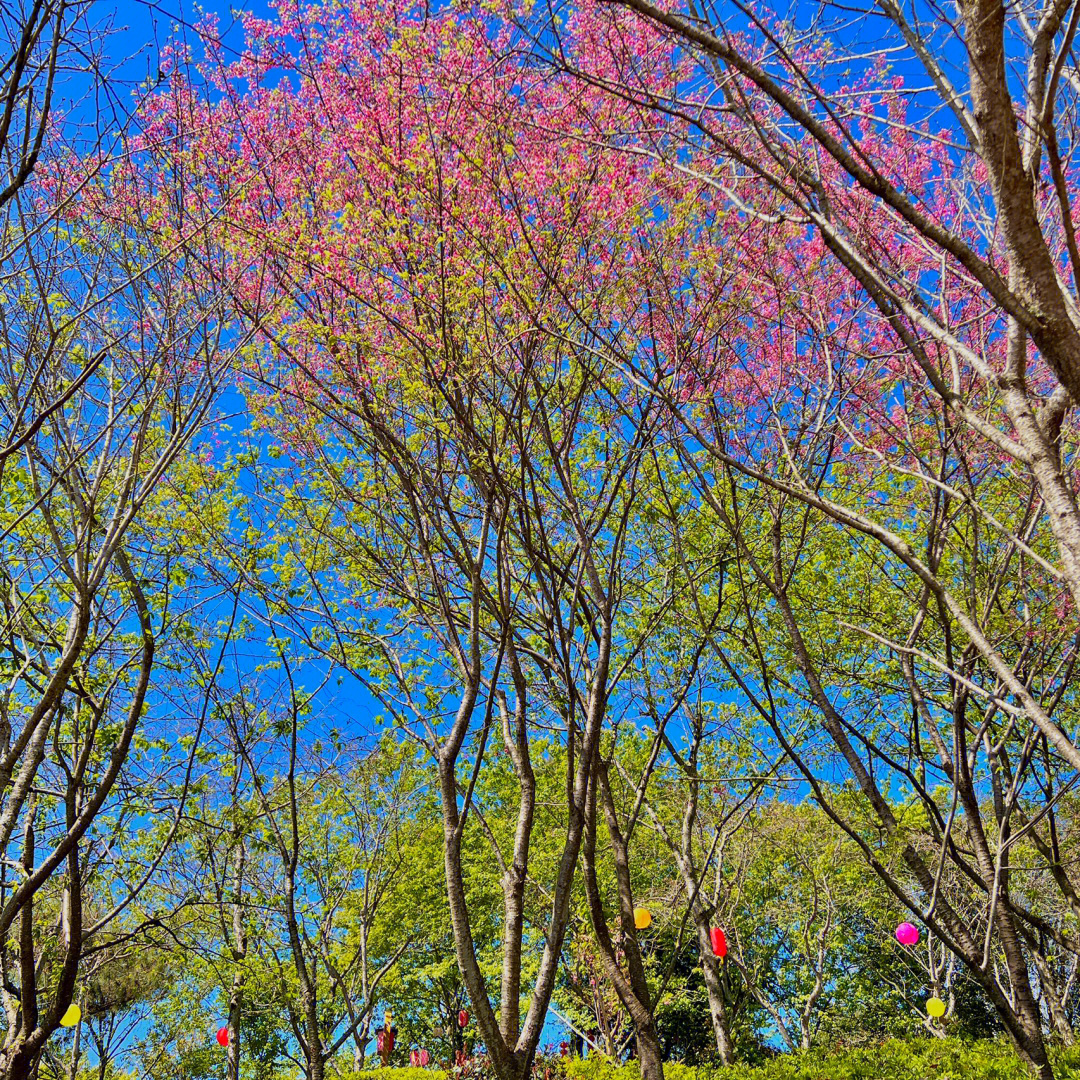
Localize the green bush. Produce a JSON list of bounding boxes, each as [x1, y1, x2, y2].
[[335, 1069, 448, 1080], [331, 1042, 1080, 1080], [560, 1039, 1080, 1080]]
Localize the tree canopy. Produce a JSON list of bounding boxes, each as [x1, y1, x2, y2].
[[4, 0, 1080, 1079]]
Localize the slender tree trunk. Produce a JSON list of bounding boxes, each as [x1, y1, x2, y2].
[[227, 970, 244, 1080], [0, 806, 46, 1080], [1033, 951, 1077, 1046], [283, 867, 325, 1080], [750, 515, 1058, 1077], [438, 627, 612, 1080], [634, 715, 736, 1066], [498, 668, 534, 1048], [354, 921, 372, 1069], [354, 1016, 370, 1070], [581, 764, 664, 1080], [227, 835, 246, 1080], [692, 917, 734, 1064]]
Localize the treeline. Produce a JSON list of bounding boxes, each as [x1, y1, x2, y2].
[[2, 0, 1080, 1079]]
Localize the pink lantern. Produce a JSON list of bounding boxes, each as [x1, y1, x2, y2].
[[710, 927, 728, 959], [216, 1027, 229, 1048], [895, 922, 920, 946], [419, 1050, 430, 1067]]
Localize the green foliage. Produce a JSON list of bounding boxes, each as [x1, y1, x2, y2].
[[561, 1039, 1080, 1079], [334, 1071, 447, 1080]]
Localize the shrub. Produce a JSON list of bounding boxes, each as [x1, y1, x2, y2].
[[335, 1069, 448, 1080], [330, 1040, 1080, 1080], [558, 1038, 1080, 1079]]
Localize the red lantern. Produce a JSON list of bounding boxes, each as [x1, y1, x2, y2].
[[458, 1009, 469, 1028], [216, 1027, 229, 1047], [710, 927, 727, 959], [410, 1051, 419, 1067]]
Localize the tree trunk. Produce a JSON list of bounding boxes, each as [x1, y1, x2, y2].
[[227, 836, 246, 1080], [693, 918, 734, 1065], [286, 882, 325, 1080], [635, 1024, 664, 1080], [993, 909, 1055, 1080], [354, 1017, 370, 1070], [581, 765, 664, 1080], [227, 971, 244, 1080], [498, 671, 534, 1049]]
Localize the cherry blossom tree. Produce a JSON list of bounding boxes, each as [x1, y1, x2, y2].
[[112, 0, 1080, 1075], [108, 8, 680, 1080], [543, 1, 1080, 1076]]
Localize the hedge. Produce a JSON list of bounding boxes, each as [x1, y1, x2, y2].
[[342, 1071, 446, 1080], [338, 1040, 1080, 1080], [563, 1040, 1080, 1079]]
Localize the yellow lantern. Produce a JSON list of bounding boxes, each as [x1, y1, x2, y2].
[[633, 906, 652, 930], [926, 997, 946, 1019], [60, 1004, 81, 1028]]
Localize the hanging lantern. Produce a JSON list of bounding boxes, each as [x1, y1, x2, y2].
[[633, 906, 652, 929], [458, 1009, 469, 1028], [60, 1005, 81, 1028], [926, 997, 946, 1019], [410, 1051, 419, 1067], [710, 927, 728, 959], [216, 1027, 229, 1047], [894, 922, 919, 946], [419, 1050, 430, 1067]]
